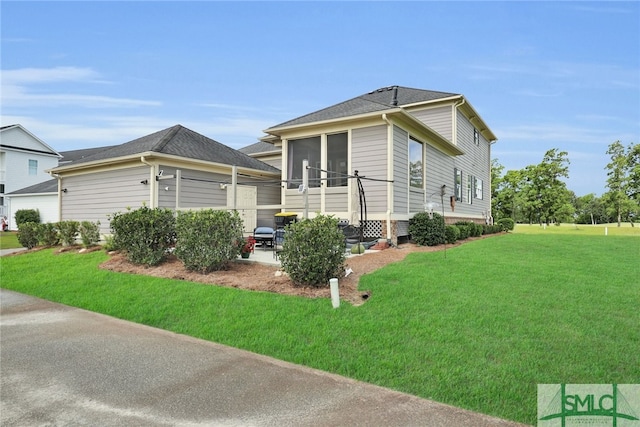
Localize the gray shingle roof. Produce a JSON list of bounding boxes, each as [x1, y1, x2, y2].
[[59, 146, 116, 165], [62, 125, 279, 173], [7, 179, 58, 195], [238, 141, 279, 155], [268, 86, 459, 129]]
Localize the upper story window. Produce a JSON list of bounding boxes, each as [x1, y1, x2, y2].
[[29, 159, 38, 175], [287, 136, 321, 189], [327, 132, 348, 187], [474, 128, 480, 146], [466, 175, 473, 204], [409, 137, 424, 189]]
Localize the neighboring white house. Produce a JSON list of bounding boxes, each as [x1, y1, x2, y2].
[[0, 124, 62, 228]]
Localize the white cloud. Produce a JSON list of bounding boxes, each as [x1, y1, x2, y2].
[[0, 66, 162, 109]]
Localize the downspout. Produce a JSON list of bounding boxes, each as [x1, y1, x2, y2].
[[140, 156, 156, 208], [49, 171, 62, 223], [382, 113, 393, 242]]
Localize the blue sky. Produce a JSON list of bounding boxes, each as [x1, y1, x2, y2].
[[1, 1, 638, 197]]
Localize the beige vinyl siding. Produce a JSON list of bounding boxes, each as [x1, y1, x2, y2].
[[424, 143, 454, 210], [255, 155, 281, 169], [325, 188, 348, 211], [409, 105, 453, 141], [352, 125, 387, 213], [61, 166, 149, 234], [452, 111, 491, 218], [285, 189, 321, 212], [157, 167, 229, 209], [392, 126, 408, 214]]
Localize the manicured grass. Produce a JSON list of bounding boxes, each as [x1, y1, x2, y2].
[[515, 222, 640, 236], [0, 231, 21, 249], [1, 234, 638, 425]]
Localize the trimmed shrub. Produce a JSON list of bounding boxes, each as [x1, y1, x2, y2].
[[454, 221, 472, 240], [174, 209, 244, 273], [103, 235, 119, 252], [279, 215, 345, 287], [497, 218, 515, 232], [38, 223, 60, 246], [110, 206, 176, 266], [409, 212, 445, 246], [445, 225, 460, 244], [483, 224, 503, 235], [57, 220, 79, 246], [17, 222, 39, 249], [15, 209, 40, 227], [79, 221, 101, 248], [470, 222, 483, 237]]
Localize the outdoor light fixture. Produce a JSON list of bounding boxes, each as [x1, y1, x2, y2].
[[140, 179, 148, 185], [62, 188, 67, 193]]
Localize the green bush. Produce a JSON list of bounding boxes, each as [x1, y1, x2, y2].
[[16, 222, 39, 249], [409, 212, 445, 246], [174, 209, 244, 273], [57, 220, 79, 246], [79, 221, 101, 248], [103, 235, 119, 252], [38, 223, 60, 246], [110, 206, 176, 266], [471, 222, 483, 237], [279, 215, 345, 287], [483, 224, 503, 235], [455, 222, 471, 240], [15, 209, 40, 227], [497, 218, 515, 232], [445, 225, 460, 244]]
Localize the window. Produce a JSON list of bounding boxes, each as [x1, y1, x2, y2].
[[409, 137, 424, 189], [474, 128, 480, 146], [466, 175, 474, 204], [454, 168, 462, 201], [287, 136, 321, 189], [0, 184, 4, 194], [29, 159, 38, 176], [475, 178, 483, 199], [327, 133, 348, 187]]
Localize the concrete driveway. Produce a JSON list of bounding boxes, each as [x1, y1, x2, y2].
[[1, 289, 526, 426]]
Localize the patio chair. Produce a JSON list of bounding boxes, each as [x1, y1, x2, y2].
[[253, 227, 274, 250]]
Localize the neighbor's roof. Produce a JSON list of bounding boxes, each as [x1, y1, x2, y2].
[[7, 178, 58, 195], [267, 86, 459, 130], [238, 141, 281, 155], [53, 125, 279, 174]]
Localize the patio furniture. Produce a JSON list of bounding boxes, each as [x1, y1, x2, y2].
[[253, 227, 274, 250], [273, 228, 285, 260]]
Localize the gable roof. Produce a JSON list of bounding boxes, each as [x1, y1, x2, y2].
[[6, 178, 58, 195], [53, 125, 279, 174], [267, 86, 459, 130], [0, 124, 62, 157]]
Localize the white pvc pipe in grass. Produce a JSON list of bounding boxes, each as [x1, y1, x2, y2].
[[330, 278, 340, 308]]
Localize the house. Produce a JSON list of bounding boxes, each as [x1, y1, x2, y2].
[[255, 85, 497, 244], [48, 125, 281, 235], [0, 124, 62, 228]]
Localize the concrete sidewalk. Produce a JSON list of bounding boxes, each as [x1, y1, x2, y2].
[[0, 290, 527, 426]]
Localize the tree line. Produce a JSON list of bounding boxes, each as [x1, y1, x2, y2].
[[491, 141, 639, 227]]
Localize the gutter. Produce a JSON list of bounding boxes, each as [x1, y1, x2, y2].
[[140, 156, 157, 208], [452, 97, 466, 146]]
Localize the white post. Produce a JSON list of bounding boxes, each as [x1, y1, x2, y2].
[[605, 227, 608, 236], [175, 169, 181, 210], [231, 165, 238, 211], [330, 278, 340, 308], [302, 159, 309, 219]]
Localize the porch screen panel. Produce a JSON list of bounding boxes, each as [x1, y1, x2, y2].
[[287, 136, 320, 189]]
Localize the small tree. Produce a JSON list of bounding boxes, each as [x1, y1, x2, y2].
[[279, 215, 345, 287], [38, 223, 60, 246]]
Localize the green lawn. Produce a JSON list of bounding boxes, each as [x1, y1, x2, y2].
[[1, 233, 638, 425], [0, 231, 21, 249]]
